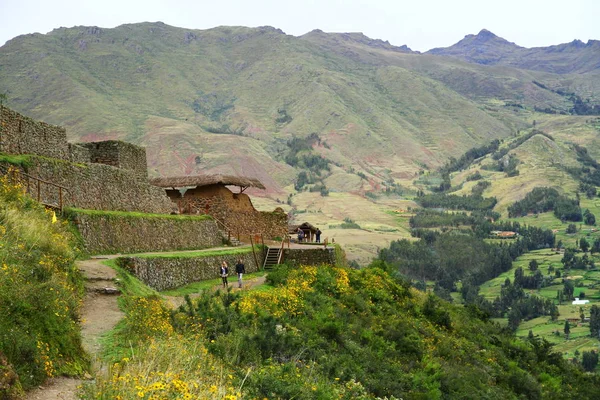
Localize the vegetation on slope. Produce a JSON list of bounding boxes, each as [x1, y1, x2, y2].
[[2, 22, 572, 184], [0, 171, 88, 397], [84, 261, 600, 399]]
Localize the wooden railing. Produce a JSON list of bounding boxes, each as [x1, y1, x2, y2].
[[1, 166, 71, 211], [277, 236, 290, 265]]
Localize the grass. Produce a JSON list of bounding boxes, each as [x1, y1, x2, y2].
[[66, 207, 212, 220], [126, 246, 259, 259], [478, 248, 600, 359], [161, 271, 267, 296], [0, 153, 32, 167], [102, 259, 157, 298]]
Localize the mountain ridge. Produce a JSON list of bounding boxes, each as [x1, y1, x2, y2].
[[427, 28, 600, 73], [0, 22, 598, 191]]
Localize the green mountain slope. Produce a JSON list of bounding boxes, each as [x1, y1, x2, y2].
[[1, 23, 599, 262], [3, 22, 595, 190]]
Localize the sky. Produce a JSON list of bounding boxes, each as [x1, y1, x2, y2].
[[0, 0, 599, 52]]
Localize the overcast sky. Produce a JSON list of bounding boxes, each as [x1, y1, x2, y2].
[[1, 0, 598, 51]]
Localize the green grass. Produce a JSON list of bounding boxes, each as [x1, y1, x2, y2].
[[478, 248, 600, 359], [160, 271, 267, 296], [66, 207, 212, 220], [0, 153, 32, 167], [102, 259, 157, 298], [126, 246, 260, 259]]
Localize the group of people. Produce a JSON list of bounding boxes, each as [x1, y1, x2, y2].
[[219, 259, 245, 288], [296, 227, 322, 243]]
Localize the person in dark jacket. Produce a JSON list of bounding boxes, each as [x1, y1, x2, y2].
[[316, 228, 322, 243], [235, 259, 246, 288], [220, 261, 229, 287]]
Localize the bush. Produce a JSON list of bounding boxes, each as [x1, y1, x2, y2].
[[0, 172, 88, 395]]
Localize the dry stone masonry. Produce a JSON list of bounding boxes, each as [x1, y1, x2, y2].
[[0, 107, 69, 159], [73, 211, 223, 254], [282, 247, 336, 267], [0, 106, 172, 213], [117, 251, 264, 291]]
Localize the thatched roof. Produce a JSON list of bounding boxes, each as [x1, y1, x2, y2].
[[149, 174, 266, 190], [289, 222, 318, 234]]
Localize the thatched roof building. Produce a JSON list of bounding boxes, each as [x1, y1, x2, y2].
[[150, 174, 265, 192]]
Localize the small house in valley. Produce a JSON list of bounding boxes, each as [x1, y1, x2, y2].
[[150, 174, 287, 240]]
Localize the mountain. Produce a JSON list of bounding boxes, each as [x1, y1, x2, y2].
[[428, 29, 600, 74], [0, 23, 519, 185], [1, 22, 599, 261], [1, 23, 595, 185]]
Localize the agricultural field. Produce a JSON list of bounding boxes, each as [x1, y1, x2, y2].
[[255, 190, 416, 263], [479, 249, 600, 359]]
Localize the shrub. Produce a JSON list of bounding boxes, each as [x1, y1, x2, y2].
[[0, 171, 88, 395]]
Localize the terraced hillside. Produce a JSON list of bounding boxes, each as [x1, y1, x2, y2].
[[1, 23, 597, 187], [1, 23, 599, 261]]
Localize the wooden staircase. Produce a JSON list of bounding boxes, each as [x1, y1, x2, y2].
[[263, 246, 282, 270]]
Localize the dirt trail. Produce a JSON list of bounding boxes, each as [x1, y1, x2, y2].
[[25, 249, 269, 399], [25, 257, 124, 400]]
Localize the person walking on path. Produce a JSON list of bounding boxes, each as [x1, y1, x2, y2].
[[235, 259, 246, 288], [220, 261, 229, 287], [316, 228, 322, 243]]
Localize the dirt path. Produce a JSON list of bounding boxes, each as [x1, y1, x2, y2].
[[26, 257, 124, 400], [25, 250, 268, 398]]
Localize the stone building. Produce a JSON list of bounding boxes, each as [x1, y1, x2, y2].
[[150, 174, 288, 240]]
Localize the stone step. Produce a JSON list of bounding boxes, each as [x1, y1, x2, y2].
[[86, 286, 121, 295]]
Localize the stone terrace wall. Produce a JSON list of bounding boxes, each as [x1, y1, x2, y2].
[[72, 211, 223, 254], [9, 156, 174, 213], [223, 211, 288, 240], [117, 250, 264, 291], [177, 186, 288, 239], [80, 141, 148, 180], [282, 247, 336, 267], [0, 106, 69, 160]]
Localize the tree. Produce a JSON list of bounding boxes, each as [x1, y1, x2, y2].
[[583, 209, 596, 226], [528, 259, 539, 272], [564, 320, 571, 339], [590, 305, 600, 338], [0, 92, 6, 107], [582, 351, 598, 372], [563, 280, 575, 301], [592, 238, 600, 254], [528, 330, 534, 340], [566, 224, 577, 234], [562, 248, 576, 269], [514, 267, 524, 287], [580, 237, 590, 253], [550, 306, 559, 321]]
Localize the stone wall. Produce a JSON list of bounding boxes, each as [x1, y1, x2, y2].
[[0, 106, 69, 160], [68, 143, 91, 164], [226, 210, 288, 240], [72, 211, 223, 254], [79, 141, 148, 180], [4, 156, 174, 213], [282, 247, 336, 267], [174, 185, 288, 239], [117, 250, 265, 291]]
